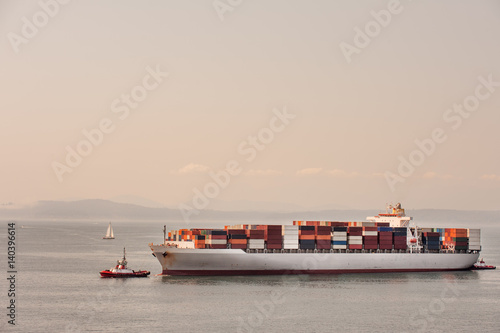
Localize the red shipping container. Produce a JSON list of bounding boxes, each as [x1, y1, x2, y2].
[[332, 222, 348, 227], [267, 234, 282, 238], [228, 229, 246, 235], [231, 244, 247, 249], [266, 225, 282, 230], [316, 226, 331, 235], [209, 235, 227, 240], [209, 245, 227, 249], [317, 242, 331, 249], [364, 244, 378, 250], [349, 244, 363, 250], [267, 243, 282, 249], [247, 230, 265, 238], [363, 227, 378, 231]]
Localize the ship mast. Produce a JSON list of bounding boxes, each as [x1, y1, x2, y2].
[[163, 225, 167, 246]]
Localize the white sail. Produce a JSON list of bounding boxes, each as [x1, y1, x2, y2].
[[104, 222, 114, 239]]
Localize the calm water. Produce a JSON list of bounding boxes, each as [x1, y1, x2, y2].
[[1, 220, 499, 333]]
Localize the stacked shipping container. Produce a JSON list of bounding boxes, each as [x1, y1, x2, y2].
[[348, 227, 363, 250], [283, 225, 299, 249], [163, 224, 480, 252], [299, 226, 315, 249], [332, 227, 347, 250], [468, 229, 480, 251], [316, 226, 331, 250], [266, 225, 283, 250], [228, 229, 247, 249], [362, 227, 378, 250], [378, 227, 393, 250], [393, 227, 407, 250], [247, 229, 265, 249], [206, 230, 227, 249]]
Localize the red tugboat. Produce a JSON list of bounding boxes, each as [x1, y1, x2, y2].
[[472, 258, 496, 270], [100, 248, 150, 278]]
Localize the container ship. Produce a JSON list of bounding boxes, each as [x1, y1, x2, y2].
[[150, 204, 481, 276]]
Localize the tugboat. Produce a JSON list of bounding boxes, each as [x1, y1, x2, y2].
[[100, 248, 150, 278], [472, 258, 496, 270]]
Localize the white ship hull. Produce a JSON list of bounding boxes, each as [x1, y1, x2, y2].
[[150, 245, 479, 276]]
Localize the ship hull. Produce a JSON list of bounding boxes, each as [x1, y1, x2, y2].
[[151, 246, 479, 276]]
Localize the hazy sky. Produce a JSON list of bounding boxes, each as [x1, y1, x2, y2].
[[1, 0, 499, 210]]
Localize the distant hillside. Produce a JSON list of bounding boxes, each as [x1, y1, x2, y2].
[[0, 199, 499, 227]]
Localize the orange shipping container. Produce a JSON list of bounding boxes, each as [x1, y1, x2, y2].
[[299, 235, 315, 240], [316, 235, 331, 240]]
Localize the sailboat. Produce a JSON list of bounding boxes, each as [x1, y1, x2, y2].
[[103, 222, 115, 239]]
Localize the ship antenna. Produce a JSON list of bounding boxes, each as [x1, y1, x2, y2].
[[123, 247, 126, 260]]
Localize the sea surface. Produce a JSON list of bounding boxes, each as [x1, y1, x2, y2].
[[1, 220, 499, 333]]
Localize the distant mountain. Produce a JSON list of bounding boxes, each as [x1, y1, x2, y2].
[[0, 199, 498, 227], [108, 195, 166, 208]]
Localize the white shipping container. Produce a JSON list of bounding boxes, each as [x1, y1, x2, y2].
[[348, 239, 363, 245], [362, 231, 378, 236], [248, 239, 265, 245], [284, 225, 299, 229], [333, 232, 347, 237], [332, 236, 347, 241], [348, 236, 362, 240], [248, 245, 265, 249], [206, 239, 227, 245], [333, 245, 347, 249], [283, 244, 299, 249]]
